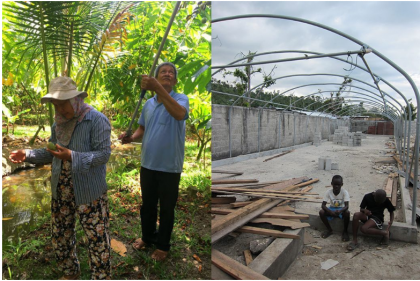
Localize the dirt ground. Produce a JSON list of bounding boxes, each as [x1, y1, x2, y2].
[[212, 134, 420, 279]]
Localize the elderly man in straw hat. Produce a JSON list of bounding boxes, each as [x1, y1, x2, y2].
[[119, 62, 189, 262], [10, 76, 112, 279]]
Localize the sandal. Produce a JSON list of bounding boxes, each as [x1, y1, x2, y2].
[[132, 238, 148, 251], [342, 232, 350, 242], [321, 230, 333, 239], [347, 241, 359, 251], [151, 249, 168, 262]]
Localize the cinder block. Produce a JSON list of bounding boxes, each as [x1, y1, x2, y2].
[[325, 158, 332, 171], [331, 163, 339, 170], [318, 158, 325, 170]]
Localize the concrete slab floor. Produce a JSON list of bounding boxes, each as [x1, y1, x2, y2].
[[212, 135, 420, 279]]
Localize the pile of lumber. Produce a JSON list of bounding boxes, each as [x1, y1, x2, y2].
[[211, 175, 320, 279], [211, 176, 320, 243]]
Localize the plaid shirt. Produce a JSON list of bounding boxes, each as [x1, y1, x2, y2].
[[26, 109, 111, 205]]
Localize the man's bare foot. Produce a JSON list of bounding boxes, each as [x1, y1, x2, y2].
[[132, 238, 147, 250]]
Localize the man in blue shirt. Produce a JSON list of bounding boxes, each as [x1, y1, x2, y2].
[[119, 62, 189, 261]]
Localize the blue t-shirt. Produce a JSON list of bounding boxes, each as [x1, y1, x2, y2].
[[138, 90, 189, 173]]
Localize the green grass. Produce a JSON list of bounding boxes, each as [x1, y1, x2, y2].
[[2, 135, 211, 279], [2, 125, 52, 139]]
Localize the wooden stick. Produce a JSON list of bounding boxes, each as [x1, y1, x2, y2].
[[211, 190, 322, 203], [211, 208, 309, 220], [212, 249, 270, 280], [212, 179, 259, 185], [212, 187, 318, 195], [211, 197, 236, 204], [263, 150, 294, 162], [238, 226, 300, 239], [243, 250, 253, 266], [212, 170, 244, 175]]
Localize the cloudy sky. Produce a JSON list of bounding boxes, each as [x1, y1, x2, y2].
[[212, 1, 420, 114]]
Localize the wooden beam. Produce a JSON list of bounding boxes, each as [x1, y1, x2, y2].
[[212, 249, 270, 280], [212, 187, 318, 195], [262, 176, 309, 191], [263, 150, 294, 162], [212, 204, 234, 209], [211, 197, 236, 204], [231, 201, 252, 208], [243, 250, 253, 266], [384, 177, 393, 198], [211, 190, 322, 203], [251, 217, 310, 229], [391, 177, 398, 207], [212, 179, 259, 185], [211, 208, 309, 220], [212, 199, 282, 243], [238, 226, 300, 239], [212, 198, 273, 235], [212, 170, 244, 175]]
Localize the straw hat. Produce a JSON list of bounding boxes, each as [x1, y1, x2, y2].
[[41, 76, 87, 104]]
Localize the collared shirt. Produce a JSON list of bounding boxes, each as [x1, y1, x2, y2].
[[25, 109, 111, 205], [138, 90, 189, 173]]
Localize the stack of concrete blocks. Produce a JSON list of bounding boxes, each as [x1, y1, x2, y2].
[[332, 126, 349, 145], [354, 131, 362, 146], [318, 157, 339, 170], [313, 131, 322, 147]]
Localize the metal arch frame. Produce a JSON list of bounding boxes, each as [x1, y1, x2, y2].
[[212, 14, 419, 224]]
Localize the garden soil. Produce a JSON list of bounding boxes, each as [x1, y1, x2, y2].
[[212, 134, 420, 279]]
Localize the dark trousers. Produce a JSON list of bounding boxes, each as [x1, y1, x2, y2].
[[140, 166, 181, 251]]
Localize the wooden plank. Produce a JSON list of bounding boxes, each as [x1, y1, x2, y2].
[[211, 197, 236, 204], [212, 204, 234, 209], [212, 170, 244, 175], [211, 190, 322, 203], [231, 201, 252, 208], [212, 179, 259, 185], [212, 187, 318, 195], [262, 177, 309, 191], [243, 250, 253, 266], [282, 179, 319, 192], [263, 149, 294, 162], [269, 206, 295, 213], [391, 177, 398, 207], [212, 249, 270, 280], [212, 198, 273, 235], [251, 217, 310, 229], [384, 177, 393, 198], [211, 264, 235, 280], [238, 226, 300, 239], [211, 208, 309, 219], [212, 199, 282, 243]]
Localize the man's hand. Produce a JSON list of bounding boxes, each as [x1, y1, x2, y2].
[[47, 144, 72, 161], [9, 149, 26, 163], [364, 209, 372, 216], [141, 75, 161, 92], [118, 132, 133, 144]]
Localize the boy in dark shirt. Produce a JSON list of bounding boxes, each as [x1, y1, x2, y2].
[[347, 189, 395, 251]]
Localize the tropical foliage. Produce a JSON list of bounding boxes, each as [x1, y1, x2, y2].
[[2, 1, 211, 150]]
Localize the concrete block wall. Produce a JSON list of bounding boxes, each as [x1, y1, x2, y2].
[[212, 105, 351, 161]]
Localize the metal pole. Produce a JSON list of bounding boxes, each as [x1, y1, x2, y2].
[[125, 1, 181, 136]]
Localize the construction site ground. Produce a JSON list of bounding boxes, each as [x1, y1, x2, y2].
[[212, 134, 420, 279]]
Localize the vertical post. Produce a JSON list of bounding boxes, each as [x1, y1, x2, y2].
[[228, 106, 232, 158]]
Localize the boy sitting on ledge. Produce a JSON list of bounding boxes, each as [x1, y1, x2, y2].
[[319, 175, 350, 242]]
